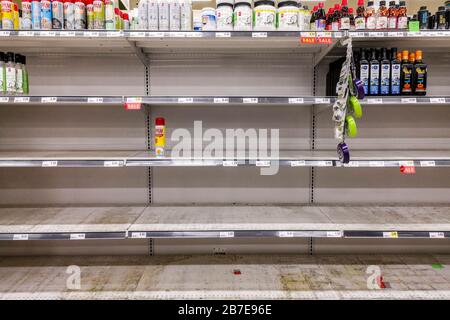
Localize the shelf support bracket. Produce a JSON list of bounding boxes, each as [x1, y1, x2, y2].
[[127, 40, 150, 67], [313, 38, 339, 67]]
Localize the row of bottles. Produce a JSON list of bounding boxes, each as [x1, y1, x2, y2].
[[356, 48, 427, 96]]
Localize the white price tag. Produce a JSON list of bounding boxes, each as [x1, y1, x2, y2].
[[87, 97, 103, 103], [0, 31, 11, 36], [315, 98, 330, 104], [170, 32, 186, 37], [178, 97, 194, 103], [13, 234, 29, 240], [40, 31, 56, 37], [334, 32, 343, 38], [420, 161, 436, 167], [243, 98, 258, 104], [317, 32, 332, 38], [430, 98, 446, 104], [350, 32, 365, 38], [290, 160, 306, 167], [278, 231, 295, 238], [316, 161, 333, 167], [219, 231, 234, 238], [327, 231, 343, 238], [186, 32, 202, 38], [214, 97, 229, 104], [252, 32, 267, 38], [223, 160, 238, 167], [19, 31, 35, 37], [367, 98, 383, 104], [387, 32, 399, 37], [106, 31, 121, 37], [104, 161, 123, 167], [289, 98, 304, 104], [41, 97, 57, 103], [70, 233, 86, 240], [215, 32, 231, 38], [0, 97, 9, 103], [369, 161, 385, 167], [369, 32, 384, 37], [60, 31, 76, 37], [301, 32, 316, 38], [383, 231, 398, 238], [14, 97, 30, 103], [256, 160, 271, 167], [42, 161, 58, 167], [130, 31, 146, 37], [401, 98, 417, 104], [84, 31, 100, 37], [126, 97, 142, 103], [148, 32, 164, 37], [430, 232, 445, 239], [399, 161, 414, 167], [131, 232, 147, 239], [344, 161, 360, 167]]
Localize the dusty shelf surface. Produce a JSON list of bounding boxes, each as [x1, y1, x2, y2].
[[1, 205, 450, 235], [0, 254, 450, 299]]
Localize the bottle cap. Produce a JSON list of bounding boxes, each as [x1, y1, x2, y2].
[[438, 6, 446, 11], [349, 7, 353, 13], [368, 1, 374, 6], [389, 1, 395, 6], [312, 5, 318, 11], [0, 52, 5, 62], [6, 52, 14, 63], [402, 50, 409, 59], [357, 0, 364, 6], [409, 52, 415, 61], [399, 0, 405, 6], [14, 3, 18, 10], [415, 50, 423, 60], [155, 117, 165, 126], [342, 0, 348, 6], [123, 13, 129, 20], [420, 6, 427, 10], [380, 1, 386, 6], [319, 2, 324, 8], [14, 54, 21, 64]]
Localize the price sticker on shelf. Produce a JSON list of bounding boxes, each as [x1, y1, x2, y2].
[[369, 32, 384, 37], [0, 97, 9, 103], [288, 98, 304, 104], [13, 234, 29, 240], [148, 32, 165, 38], [314, 98, 330, 104], [19, 31, 35, 37], [316, 35, 332, 44], [369, 161, 385, 167], [126, 97, 142, 103], [214, 98, 229, 104], [124, 103, 142, 110], [326, 231, 343, 238], [334, 32, 343, 38], [170, 32, 186, 38], [290, 160, 306, 167], [130, 232, 147, 239], [186, 32, 202, 38], [430, 232, 445, 239], [350, 32, 365, 38], [42, 161, 58, 167], [252, 32, 267, 38], [14, 97, 30, 103], [83, 31, 100, 37], [104, 161, 123, 167], [39, 31, 56, 37], [219, 231, 235, 238], [430, 98, 446, 104], [278, 231, 295, 238], [401, 98, 417, 104], [420, 160, 436, 167], [400, 165, 416, 174], [399, 161, 415, 167], [367, 98, 383, 104], [215, 32, 231, 38], [106, 31, 122, 37], [130, 31, 146, 38], [87, 97, 103, 103], [388, 32, 402, 37], [60, 31, 76, 37], [243, 98, 258, 104], [41, 97, 57, 103], [178, 97, 194, 103], [0, 31, 10, 36], [300, 35, 316, 44], [316, 161, 333, 167], [344, 161, 359, 167], [383, 231, 398, 238], [223, 160, 238, 167], [256, 160, 271, 167], [70, 233, 86, 240]]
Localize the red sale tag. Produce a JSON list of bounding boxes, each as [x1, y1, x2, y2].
[[300, 37, 316, 44], [400, 166, 416, 174], [317, 37, 332, 44], [124, 103, 142, 110]]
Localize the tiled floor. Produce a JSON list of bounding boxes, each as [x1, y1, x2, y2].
[[0, 254, 449, 299]]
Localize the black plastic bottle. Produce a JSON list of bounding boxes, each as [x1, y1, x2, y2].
[[380, 48, 390, 95], [358, 48, 370, 96], [400, 50, 413, 95], [414, 50, 427, 96], [369, 49, 380, 96], [417, 6, 429, 29], [390, 48, 401, 95], [437, 6, 447, 29]]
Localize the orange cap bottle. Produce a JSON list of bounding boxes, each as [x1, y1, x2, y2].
[[409, 52, 415, 62], [402, 50, 409, 60], [415, 50, 423, 61]]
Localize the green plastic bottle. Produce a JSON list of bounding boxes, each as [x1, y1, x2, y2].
[[0, 52, 6, 94], [22, 55, 29, 95]]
